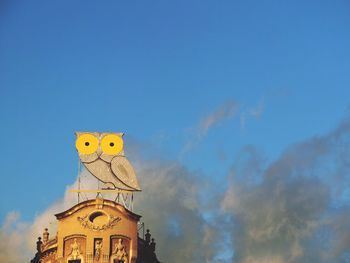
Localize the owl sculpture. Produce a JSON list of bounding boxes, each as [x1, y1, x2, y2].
[[75, 132, 141, 191]]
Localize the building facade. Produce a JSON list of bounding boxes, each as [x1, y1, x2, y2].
[[30, 198, 160, 263]]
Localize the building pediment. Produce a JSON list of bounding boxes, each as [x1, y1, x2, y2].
[[55, 198, 141, 222]]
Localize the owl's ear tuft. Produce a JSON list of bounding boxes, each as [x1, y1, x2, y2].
[[75, 131, 82, 138]]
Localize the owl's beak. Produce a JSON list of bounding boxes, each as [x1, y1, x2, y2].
[[96, 148, 102, 156]]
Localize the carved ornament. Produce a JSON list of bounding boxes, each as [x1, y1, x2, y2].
[[77, 214, 121, 231]]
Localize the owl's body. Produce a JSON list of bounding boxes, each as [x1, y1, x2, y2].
[[75, 132, 141, 191]]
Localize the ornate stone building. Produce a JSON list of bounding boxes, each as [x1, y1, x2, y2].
[[30, 198, 160, 263]]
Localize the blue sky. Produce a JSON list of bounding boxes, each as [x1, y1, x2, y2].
[[1, 1, 350, 262]]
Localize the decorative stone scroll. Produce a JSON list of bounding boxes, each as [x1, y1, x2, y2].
[[77, 214, 121, 231]]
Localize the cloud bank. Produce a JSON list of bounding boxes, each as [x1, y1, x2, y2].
[[1, 119, 350, 263], [222, 120, 350, 263]]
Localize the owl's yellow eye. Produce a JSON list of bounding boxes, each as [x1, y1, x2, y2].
[[101, 134, 123, 155], [76, 134, 99, 154]]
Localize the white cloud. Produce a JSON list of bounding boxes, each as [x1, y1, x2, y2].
[[240, 98, 264, 130], [222, 119, 350, 263], [197, 100, 238, 137], [182, 100, 239, 155]]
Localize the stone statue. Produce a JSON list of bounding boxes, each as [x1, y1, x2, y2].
[[70, 238, 81, 260], [95, 240, 102, 261], [145, 229, 151, 244], [36, 237, 42, 253], [112, 239, 128, 263], [43, 228, 49, 244]]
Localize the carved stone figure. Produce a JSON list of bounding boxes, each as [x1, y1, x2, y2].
[[112, 239, 128, 263], [69, 238, 81, 260], [94, 240, 102, 261], [36, 237, 42, 253], [43, 228, 49, 243]]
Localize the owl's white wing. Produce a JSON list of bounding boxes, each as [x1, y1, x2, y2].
[[111, 156, 141, 191], [84, 159, 135, 191]]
